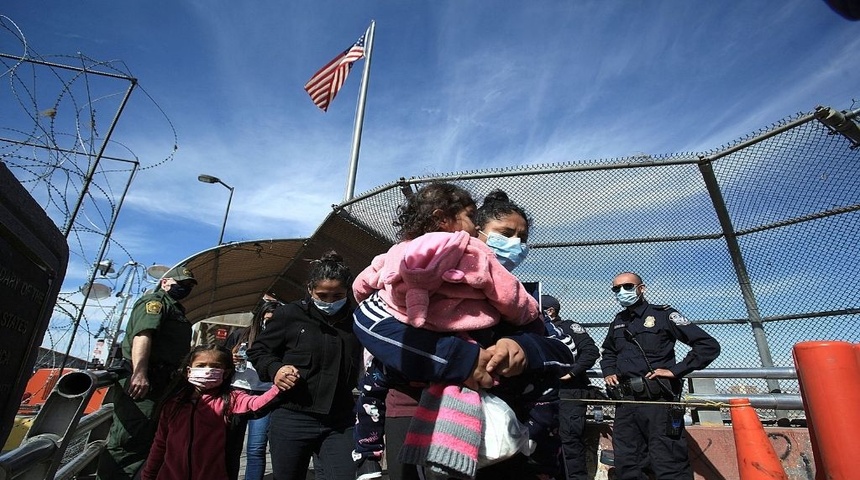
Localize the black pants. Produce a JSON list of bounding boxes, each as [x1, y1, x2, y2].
[[268, 408, 355, 480], [558, 395, 588, 480], [385, 416, 420, 480], [612, 402, 691, 480]]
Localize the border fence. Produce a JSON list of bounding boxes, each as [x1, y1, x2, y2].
[[326, 104, 860, 416]]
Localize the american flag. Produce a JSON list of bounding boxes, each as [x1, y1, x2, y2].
[[304, 34, 366, 112]]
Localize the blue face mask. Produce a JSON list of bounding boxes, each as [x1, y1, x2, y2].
[[312, 297, 348, 315], [614, 286, 640, 307], [482, 231, 529, 271]]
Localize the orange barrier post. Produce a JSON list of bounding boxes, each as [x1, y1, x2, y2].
[[729, 398, 788, 479], [796, 378, 825, 480], [793, 341, 860, 479]]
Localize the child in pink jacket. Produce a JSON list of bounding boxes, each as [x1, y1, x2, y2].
[[353, 229, 538, 333], [141, 344, 284, 480]]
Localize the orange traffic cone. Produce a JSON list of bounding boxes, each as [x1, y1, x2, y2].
[[729, 398, 788, 480]]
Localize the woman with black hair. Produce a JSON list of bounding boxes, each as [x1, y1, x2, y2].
[[353, 189, 576, 480], [248, 251, 361, 480]]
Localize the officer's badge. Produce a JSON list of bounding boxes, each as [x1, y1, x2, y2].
[[145, 301, 163, 315], [571, 322, 586, 334], [643, 316, 656, 328], [670, 312, 691, 326]]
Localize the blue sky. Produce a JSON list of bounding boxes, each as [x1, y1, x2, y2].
[[2, 1, 858, 359]]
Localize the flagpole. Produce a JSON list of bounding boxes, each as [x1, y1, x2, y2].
[[343, 20, 375, 202]]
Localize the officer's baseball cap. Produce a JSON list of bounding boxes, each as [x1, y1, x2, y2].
[[541, 295, 561, 312], [164, 265, 197, 285]]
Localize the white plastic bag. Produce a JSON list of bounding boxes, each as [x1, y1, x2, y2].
[[477, 391, 533, 467]]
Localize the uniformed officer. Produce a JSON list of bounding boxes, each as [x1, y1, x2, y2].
[[97, 265, 197, 480], [542, 295, 601, 480], [600, 272, 719, 480]]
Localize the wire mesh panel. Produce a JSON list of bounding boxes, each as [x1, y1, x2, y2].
[[335, 104, 860, 420]]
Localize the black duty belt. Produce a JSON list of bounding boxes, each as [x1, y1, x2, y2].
[[613, 376, 668, 400]]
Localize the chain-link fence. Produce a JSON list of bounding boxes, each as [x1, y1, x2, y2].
[[329, 104, 860, 416]]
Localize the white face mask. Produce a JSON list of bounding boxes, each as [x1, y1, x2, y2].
[[187, 367, 224, 390], [614, 285, 641, 307], [312, 297, 348, 315]]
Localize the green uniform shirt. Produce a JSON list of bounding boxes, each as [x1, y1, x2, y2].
[[121, 289, 192, 372]]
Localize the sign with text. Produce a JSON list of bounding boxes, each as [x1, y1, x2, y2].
[[0, 163, 68, 446]]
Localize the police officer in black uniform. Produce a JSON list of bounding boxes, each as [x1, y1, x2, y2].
[[97, 265, 197, 480], [542, 295, 601, 480], [600, 272, 719, 480]]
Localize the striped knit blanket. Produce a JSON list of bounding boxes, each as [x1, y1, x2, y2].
[[398, 384, 483, 479]]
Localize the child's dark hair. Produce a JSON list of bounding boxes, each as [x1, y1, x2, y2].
[[474, 189, 531, 237], [160, 344, 235, 422], [393, 182, 476, 241], [307, 250, 352, 290]]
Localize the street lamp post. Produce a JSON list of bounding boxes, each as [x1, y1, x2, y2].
[[197, 174, 234, 245]]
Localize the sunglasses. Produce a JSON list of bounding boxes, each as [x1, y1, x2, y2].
[[611, 283, 640, 293]]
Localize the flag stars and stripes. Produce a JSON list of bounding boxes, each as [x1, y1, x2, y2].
[[304, 34, 366, 112]]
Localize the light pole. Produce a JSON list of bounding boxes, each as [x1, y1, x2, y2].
[[197, 174, 234, 245]]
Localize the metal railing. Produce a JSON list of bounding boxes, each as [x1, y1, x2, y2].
[[576, 367, 803, 426], [0, 370, 115, 480]]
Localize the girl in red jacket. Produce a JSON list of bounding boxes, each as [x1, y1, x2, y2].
[[141, 344, 288, 480]]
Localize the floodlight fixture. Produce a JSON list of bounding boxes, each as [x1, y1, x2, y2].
[[146, 264, 170, 280], [815, 106, 860, 149], [80, 282, 111, 299], [96, 259, 115, 276]]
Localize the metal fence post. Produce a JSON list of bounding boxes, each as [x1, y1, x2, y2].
[[697, 158, 781, 398]]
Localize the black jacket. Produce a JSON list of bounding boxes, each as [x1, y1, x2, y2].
[[247, 298, 361, 415], [600, 301, 720, 380]]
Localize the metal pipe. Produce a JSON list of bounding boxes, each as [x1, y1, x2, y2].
[[60, 161, 139, 371], [62, 79, 137, 237], [0, 136, 138, 164], [0, 53, 137, 81], [72, 404, 114, 438], [343, 20, 375, 202], [585, 367, 796, 379], [219, 185, 234, 245], [334, 155, 704, 211], [104, 264, 140, 365], [0, 437, 57, 480], [686, 367, 796, 379], [685, 393, 803, 410], [54, 440, 107, 480], [697, 159, 780, 395]]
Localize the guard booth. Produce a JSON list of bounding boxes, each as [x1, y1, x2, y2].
[[191, 312, 254, 346]]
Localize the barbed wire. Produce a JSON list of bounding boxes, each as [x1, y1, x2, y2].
[[1, 16, 177, 371]]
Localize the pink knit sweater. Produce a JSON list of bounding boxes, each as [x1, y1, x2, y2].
[[353, 231, 540, 332]]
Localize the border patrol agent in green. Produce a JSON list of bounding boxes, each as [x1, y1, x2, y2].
[[97, 266, 197, 480]]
